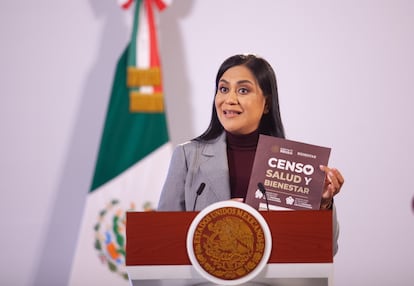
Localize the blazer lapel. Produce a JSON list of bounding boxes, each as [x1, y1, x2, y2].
[[198, 133, 231, 202]]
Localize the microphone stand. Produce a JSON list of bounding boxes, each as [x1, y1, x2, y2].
[[192, 183, 206, 211], [257, 182, 270, 211]]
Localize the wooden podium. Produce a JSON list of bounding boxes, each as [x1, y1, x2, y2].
[[126, 210, 333, 286]]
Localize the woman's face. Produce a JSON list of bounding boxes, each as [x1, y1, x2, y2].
[[215, 65, 267, 135]]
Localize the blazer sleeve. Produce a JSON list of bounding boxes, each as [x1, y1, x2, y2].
[[157, 144, 187, 211]]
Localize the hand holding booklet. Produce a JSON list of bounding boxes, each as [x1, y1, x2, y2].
[[245, 135, 331, 211]]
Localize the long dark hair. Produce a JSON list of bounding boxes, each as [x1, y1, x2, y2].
[[195, 54, 285, 141]]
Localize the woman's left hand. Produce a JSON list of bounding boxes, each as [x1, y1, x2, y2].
[[319, 165, 344, 210]]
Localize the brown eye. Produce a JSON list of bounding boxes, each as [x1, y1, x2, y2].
[[219, 86, 228, 93], [238, 87, 249, 94]]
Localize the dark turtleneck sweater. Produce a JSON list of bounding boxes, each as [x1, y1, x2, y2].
[[226, 130, 259, 200]]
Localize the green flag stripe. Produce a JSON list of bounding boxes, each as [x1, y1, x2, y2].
[[90, 44, 169, 192]]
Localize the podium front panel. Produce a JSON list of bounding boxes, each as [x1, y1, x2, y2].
[[126, 210, 333, 266]]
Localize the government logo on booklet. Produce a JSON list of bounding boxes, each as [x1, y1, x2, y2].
[[187, 201, 272, 285]]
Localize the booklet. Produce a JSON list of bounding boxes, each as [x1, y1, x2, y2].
[[245, 135, 331, 211]]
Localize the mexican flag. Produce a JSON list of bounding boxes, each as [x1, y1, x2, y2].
[[69, 0, 172, 284]]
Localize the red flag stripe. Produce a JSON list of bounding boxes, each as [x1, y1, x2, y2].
[[120, 0, 134, 10], [145, 0, 163, 92]]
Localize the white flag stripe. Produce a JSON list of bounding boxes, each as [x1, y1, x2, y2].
[[89, 143, 172, 204], [136, 2, 154, 94], [69, 143, 172, 286], [136, 2, 149, 69]]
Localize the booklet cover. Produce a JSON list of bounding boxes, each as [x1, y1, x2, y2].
[[245, 135, 331, 211]]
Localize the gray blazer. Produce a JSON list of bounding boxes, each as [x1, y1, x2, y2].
[[157, 132, 340, 254], [158, 132, 230, 211]]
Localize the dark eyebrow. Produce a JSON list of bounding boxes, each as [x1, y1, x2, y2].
[[219, 79, 230, 84], [237, 80, 254, 85], [219, 79, 254, 85]]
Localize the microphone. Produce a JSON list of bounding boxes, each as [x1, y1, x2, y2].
[[257, 182, 270, 211], [192, 182, 206, 211]]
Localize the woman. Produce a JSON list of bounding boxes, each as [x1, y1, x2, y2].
[[157, 54, 344, 252]]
